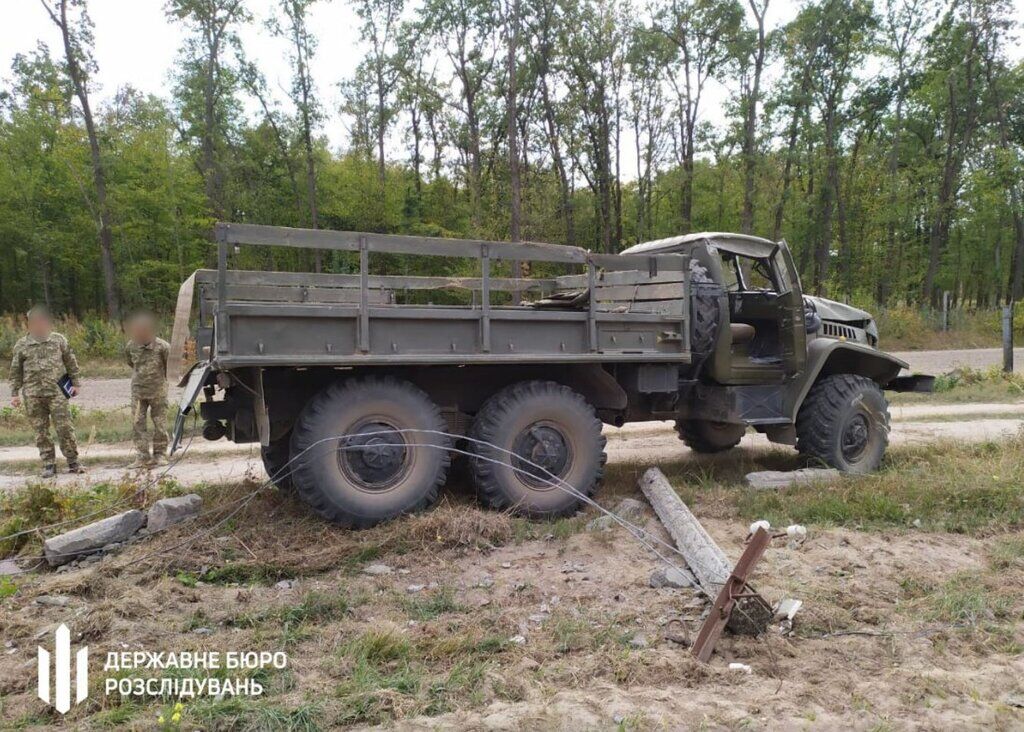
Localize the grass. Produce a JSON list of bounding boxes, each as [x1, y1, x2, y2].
[[334, 626, 507, 724], [891, 366, 1024, 405], [603, 434, 1024, 536], [0, 405, 180, 447]]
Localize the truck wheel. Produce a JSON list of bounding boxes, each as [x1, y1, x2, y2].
[[468, 381, 605, 518], [261, 433, 293, 491], [796, 374, 890, 474], [289, 377, 451, 528], [675, 420, 745, 453]]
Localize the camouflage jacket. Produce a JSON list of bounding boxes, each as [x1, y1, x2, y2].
[[125, 338, 170, 398], [9, 333, 81, 398]]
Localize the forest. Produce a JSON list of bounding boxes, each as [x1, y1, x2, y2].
[[0, 0, 1022, 320]]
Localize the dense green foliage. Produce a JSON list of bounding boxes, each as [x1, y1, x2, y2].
[[0, 0, 1021, 317]]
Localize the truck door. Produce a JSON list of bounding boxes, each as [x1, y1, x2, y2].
[[772, 242, 806, 375]]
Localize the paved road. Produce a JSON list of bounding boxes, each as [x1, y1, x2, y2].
[[52, 347, 1022, 411]]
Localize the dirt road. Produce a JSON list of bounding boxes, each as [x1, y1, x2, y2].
[[1, 402, 1019, 492]]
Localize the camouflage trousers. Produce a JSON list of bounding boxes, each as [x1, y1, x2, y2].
[[24, 395, 79, 465], [132, 395, 168, 460]]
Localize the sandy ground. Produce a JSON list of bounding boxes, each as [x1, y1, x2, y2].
[[54, 347, 1024, 412], [1, 402, 1020, 491]]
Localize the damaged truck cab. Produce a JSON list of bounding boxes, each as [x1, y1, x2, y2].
[[171, 224, 930, 528]]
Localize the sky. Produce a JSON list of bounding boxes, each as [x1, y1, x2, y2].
[[2, 0, 1022, 171]]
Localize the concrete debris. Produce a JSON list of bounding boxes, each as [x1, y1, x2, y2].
[[748, 520, 772, 535], [362, 563, 393, 576], [406, 584, 426, 594], [274, 580, 295, 590], [786, 525, 808, 548], [34, 595, 72, 607], [728, 662, 753, 674], [745, 468, 840, 490], [147, 494, 203, 533], [586, 497, 648, 531], [1004, 693, 1024, 708], [649, 566, 697, 589], [508, 634, 527, 645], [43, 510, 145, 566], [773, 598, 803, 622], [0, 559, 22, 576]]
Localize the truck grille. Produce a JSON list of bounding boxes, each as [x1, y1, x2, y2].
[[821, 322, 858, 341]]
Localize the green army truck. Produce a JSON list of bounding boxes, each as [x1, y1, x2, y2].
[[170, 224, 931, 527]]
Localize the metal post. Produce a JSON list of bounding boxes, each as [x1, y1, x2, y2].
[[942, 291, 951, 332], [215, 232, 229, 354], [1003, 305, 1014, 373], [480, 245, 491, 353], [586, 257, 598, 352], [358, 236, 370, 353]]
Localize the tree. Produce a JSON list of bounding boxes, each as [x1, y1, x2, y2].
[[166, 0, 249, 220], [352, 0, 404, 185], [736, 0, 770, 235], [270, 0, 324, 270], [656, 0, 743, 233], [39, 0, 120, 319]]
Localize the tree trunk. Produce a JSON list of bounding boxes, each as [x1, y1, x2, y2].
[[51, 0, 120, 319], [505, 0, 521, 242], [740, 0, 768, 235]]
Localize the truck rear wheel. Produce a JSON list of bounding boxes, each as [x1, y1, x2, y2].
[[261, 433, 293, 491], [796, 374, 890, 474], [289, 377, 451, 528], [468, 381, 605, 518], [675, 420, 745, 453]]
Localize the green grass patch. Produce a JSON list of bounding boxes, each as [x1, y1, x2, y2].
[[401, 586, 463, 620], [335, 627, 502, 724], [0, 405, 182, 447], [198, 563, 300, 586], [925, 573, 1016, 624], [891, 367, 1024, 405]]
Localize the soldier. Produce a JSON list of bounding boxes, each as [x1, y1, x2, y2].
[[125, 312, 170, 468], [9, 306, 85, 478]]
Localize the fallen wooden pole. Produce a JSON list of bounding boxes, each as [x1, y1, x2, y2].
[[638, 467, 773, 637]]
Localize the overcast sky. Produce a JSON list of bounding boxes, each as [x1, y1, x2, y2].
[[2, 0, 1021, 166]]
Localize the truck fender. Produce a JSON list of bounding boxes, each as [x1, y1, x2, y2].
[[788, 340, 907, 420]]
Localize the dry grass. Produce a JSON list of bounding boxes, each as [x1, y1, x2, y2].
[[2, 436, 1024, 728]]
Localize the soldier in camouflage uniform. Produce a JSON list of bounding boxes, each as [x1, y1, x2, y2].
[[125, 313, 170, 468], [8, 306, 84, 478]]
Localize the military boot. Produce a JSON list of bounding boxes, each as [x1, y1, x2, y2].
[[41, 464, 57, 479], [67, 462, 86, 474]]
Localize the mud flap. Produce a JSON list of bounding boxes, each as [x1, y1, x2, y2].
[[170, 362, 212, 453], [885, 374, 935, 393]]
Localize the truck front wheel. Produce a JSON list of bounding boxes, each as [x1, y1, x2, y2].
[[289, 377, 451, 528], [675, 420, 745, 453], [468, 381, 605, 518], [796, 374, 890, 473]]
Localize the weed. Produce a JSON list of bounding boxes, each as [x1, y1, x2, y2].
[[401, 586, 463, 620]]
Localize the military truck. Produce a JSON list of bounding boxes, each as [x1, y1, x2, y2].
[[170, 223, 931, 527]]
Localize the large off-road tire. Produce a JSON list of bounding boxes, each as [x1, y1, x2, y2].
[[289, 377, 450, 528], [261, 433, 294, 491], [468, 381, 606, 519], [796, 374, 890, 474], [675, 420, 746, 453]]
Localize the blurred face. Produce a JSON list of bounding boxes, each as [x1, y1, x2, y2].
[[27, 313, 51, 339], [129, 316, 156, 344]]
